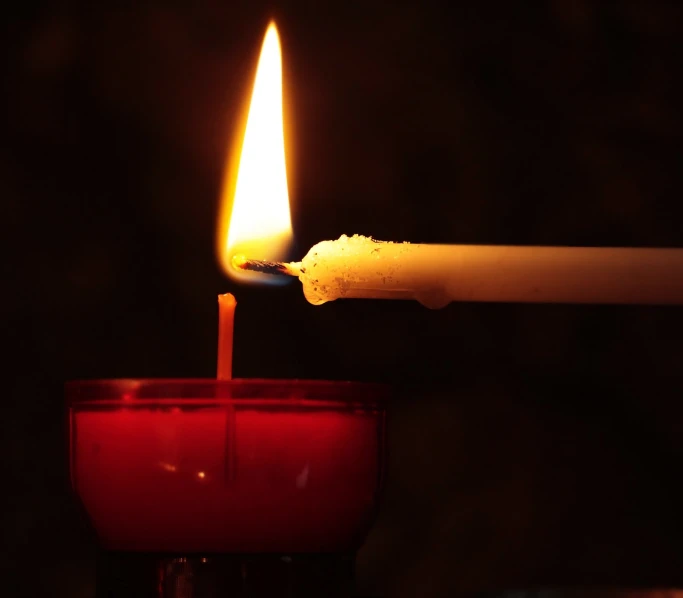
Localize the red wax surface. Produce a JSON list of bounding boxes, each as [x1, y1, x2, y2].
[[69, 380, 387, 553]]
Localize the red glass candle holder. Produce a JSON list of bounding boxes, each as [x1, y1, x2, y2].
[[67, 378, 389, 597]]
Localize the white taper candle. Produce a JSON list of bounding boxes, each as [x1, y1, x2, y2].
[[290, 235, 683, 308]]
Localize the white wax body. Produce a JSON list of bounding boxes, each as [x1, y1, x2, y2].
[[297, 235, 683, 308]]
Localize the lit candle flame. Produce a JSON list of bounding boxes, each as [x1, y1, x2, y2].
[[216, 22, 293, 284]]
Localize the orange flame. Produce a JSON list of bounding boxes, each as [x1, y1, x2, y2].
[[216, 22, 293, 283]]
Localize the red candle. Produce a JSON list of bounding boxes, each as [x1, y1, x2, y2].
[[68, 379, 387, 553], [68, 191, 388, 556]]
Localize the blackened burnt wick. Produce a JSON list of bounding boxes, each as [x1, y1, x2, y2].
[[231, 254, 303, 277]]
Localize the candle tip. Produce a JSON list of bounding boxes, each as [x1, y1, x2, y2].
[[218, 292, 236, 305]]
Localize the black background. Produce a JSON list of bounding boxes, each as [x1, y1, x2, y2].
[[3, 2, 683, 596]]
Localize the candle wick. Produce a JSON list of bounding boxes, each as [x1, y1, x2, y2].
[[232, 255, 302, 277]]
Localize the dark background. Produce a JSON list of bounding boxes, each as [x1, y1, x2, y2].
[[3, 1, 683, 596]]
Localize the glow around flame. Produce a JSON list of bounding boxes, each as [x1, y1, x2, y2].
[[216, 22, 293, 284]]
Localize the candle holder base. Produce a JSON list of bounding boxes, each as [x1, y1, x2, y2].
[[97, 551, 356, 598]]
